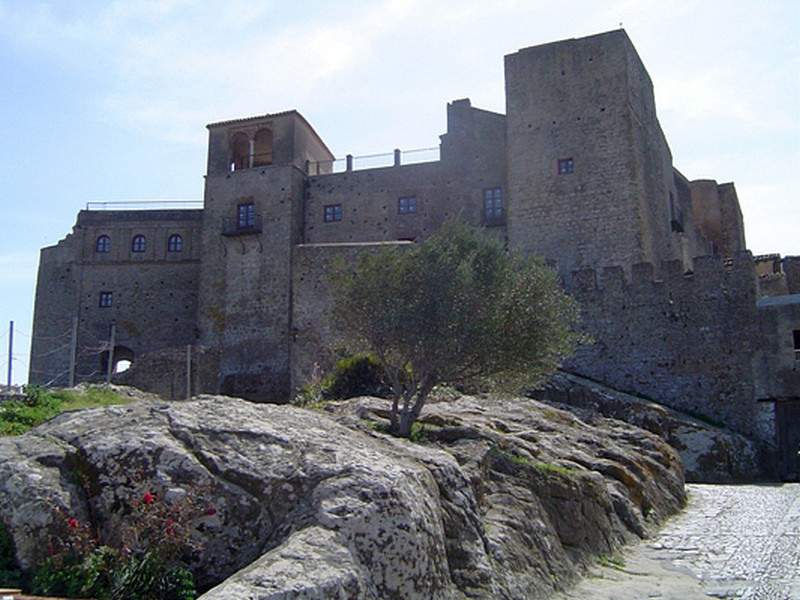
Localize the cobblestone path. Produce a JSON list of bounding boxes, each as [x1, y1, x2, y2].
[[557, 483, 800, 599]]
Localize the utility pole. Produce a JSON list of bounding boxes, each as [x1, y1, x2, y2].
[[69, 317, 78, 387], [186, 344, 192, 400], [6, 321, 12, 389], [105, 324, 116, 385]]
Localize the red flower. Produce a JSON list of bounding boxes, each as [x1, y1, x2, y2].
[[206, 508, 217, 516], [68, 518, 79, 529], [143, 492, 155, 504]]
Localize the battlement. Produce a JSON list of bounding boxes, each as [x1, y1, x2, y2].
[[571, 251, 757, 298]]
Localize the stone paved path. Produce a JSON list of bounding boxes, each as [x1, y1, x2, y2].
[[556, 483, 800, 600]]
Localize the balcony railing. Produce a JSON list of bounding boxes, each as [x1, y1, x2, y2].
[[222, 214, 264, 236], [307, 146, 440, 176], [86, 200, 203, 211]]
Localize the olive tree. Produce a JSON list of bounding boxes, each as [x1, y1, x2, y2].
[[330, 220, 581, 437]]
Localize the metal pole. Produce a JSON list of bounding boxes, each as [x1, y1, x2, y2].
[[106, 324, 116, 385], [69, 317, 78, 387], [7, 321, 13, 389], [186, 344, 192, 400]]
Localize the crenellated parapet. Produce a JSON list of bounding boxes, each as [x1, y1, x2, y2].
[[567, 251, 772, 446]]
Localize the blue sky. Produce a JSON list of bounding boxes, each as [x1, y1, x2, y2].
[[1, 0, 798, 384]]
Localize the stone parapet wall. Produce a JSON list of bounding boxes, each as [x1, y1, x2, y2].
[[567, 252, 774, 444]]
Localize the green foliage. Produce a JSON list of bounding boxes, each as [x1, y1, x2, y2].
[[23, 485, 210, 599], [0, 385, 127, 436], [293, 355, 391, 406], [0, 521, 23, 589], [330, 220, 582, 436], [111, 551, 195, 600], [533, 462, 576, 476], [0, 386, 63, 435], [324, 354, 391, 400]]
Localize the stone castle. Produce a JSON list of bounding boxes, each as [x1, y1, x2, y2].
[[29, 30, 799, 478]]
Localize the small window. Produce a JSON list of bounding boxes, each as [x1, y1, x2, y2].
[[95, 235, 110, 253], [237, 203, 255, 229], [558, 157, 574, 175], [324, 204, 342, 222], [398, 196, 417, 214], [167, 234, 183, 252], [131, 235, 146, 253], [794, 330, 800, 361], [99, 291, 113, 308], [483, 188, 503, 219]]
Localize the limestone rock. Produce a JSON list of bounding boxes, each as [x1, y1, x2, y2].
[[538, 372, 772, 482], [0, 394, 685, 599]]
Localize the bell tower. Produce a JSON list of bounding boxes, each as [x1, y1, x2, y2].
[[197, 111, 334, 401]]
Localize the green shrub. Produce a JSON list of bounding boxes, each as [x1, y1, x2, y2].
[[0, 521, 23, 589], [1, 385, 127, 436], [0, 387, 63, 435], [323, 354, 391, 400]]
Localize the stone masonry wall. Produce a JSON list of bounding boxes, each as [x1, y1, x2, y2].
[[567, 252, 774, 445], [505, 30, 683, 280], [290, 241, 411, 391], [29, 210, 202, 386]]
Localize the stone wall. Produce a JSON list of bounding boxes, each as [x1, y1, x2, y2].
[[29, 210, 203, 386], [115, 344, 221, 400], [504, 30, 685, 280], [567, 252, 774, 445], [290, 241, 411, 391]]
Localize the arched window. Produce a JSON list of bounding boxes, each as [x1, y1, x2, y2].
[[131, 235, 146, 253], [253, 128, 273, 167], [167, 234, 183, 252], [230, 131, 250, 171], [95, 235, 110, 253]]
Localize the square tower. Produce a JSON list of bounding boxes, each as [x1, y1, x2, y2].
[[197, 111, 334, 401], [505, 30, 682, 279]]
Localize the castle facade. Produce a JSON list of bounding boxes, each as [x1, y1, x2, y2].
[[29, 31, 799, 479]]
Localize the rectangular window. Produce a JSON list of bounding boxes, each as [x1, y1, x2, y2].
[[324, 204, 342, 222], [483, 188, 503, 219], [237, 203, 255, 229], [558, 157, 574, 175], [99, 291, 113, 308], [398, 196, 417, 214], [794, 330, 800, 361]]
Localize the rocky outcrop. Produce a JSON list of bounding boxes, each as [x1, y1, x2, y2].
[[538, 372, 773, 482], [0, 394, 685, 599]]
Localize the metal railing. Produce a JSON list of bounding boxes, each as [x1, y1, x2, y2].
[[86, 200, 203, 211], [307, 146, 440, 176], [221, 214, 264, 236]]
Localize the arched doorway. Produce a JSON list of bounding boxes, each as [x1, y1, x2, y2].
[[100, 345, 135, 377], [229, 132, 250, 171]]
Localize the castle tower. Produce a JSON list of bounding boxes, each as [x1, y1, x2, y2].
[[504, 30, 685, 279], [197, 111, 334, 401]]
